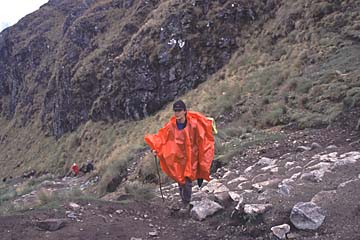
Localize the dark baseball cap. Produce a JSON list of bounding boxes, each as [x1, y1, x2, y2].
[[173, 100, 186, 111]]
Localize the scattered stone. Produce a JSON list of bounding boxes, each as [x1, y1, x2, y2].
[[252, 179, 281, 190], [234, 195, 245, 211], [69, 202, 81, 210], [288, 166, 302, 173], [228, 191, 241, 202], [296, 146, 311, 152], [66, 211, 77, 220], [278, 182, 292, 196], [290, 202, 325, 230], [237, 181, 249, 190], [227, 176, 248, 185], [130, 238, 142, 240], [338, 179, 358, 189], [190, 199, 223, 221], [326, 145, 338, 149], [191, 190, 208, 201], [271, 224, 290, 240], [284, 161, 295, 169], [307, 162, 332, 171], [35, 219, 67, 231], [244, 165, 254, 174], [256, 157, 277, 166], [287, 232, 302, 239], [252, 173, 269, 183], [290, 172, 301, 181], [115, 209, 124, 214], [215, 191, 230, 203], [214, 184, 229, 194], [251, 183, 263, 192], [310, 142, 322, 150], [201, 179, 222, 193], [300, 170, 326, 182], [149, 230, 158, 237], [244, 204, 272, 215]]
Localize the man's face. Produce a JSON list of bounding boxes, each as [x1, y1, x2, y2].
[[174, 109, 186, 121]]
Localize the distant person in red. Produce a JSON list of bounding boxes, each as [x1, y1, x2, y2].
[[71, 163, 79, 176]]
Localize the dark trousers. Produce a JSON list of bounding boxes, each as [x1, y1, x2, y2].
[[178, 177, 192, 204]]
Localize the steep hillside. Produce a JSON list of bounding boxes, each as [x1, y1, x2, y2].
[[0, 1, 360, 239], [0, 0, 359, 189]]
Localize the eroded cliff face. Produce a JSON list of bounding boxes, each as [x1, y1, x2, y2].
[[0, 0, 266, 137]]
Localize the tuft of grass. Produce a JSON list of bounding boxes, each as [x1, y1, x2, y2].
[[37, 189, 56, 205], [343, 87, 360, 110], [262, 104, 288, 127], [124, 181, 155, 201], [137, 153, 165, 184]]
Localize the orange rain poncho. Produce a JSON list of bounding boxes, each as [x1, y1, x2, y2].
[[144, 111, 214, 185]]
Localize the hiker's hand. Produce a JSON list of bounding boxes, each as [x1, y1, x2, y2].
[[152, 150, 157, 156]]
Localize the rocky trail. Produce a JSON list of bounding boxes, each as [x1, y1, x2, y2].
[[1, 111, 360, 240]]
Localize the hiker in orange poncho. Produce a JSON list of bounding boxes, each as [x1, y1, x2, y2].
[[144, 100, 214, 208]]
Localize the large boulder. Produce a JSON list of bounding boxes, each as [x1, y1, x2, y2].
[[290, 202, 325, 230]]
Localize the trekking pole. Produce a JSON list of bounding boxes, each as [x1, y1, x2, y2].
[[154, 155, 165, 202]]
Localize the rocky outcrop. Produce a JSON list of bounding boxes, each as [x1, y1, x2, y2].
[[0, 0, 269, 137]]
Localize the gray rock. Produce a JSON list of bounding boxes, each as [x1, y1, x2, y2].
[[234, 195, 245, 211], [149, 230, 158, 237], [311, 142, 322, 150], [201, 179, 222, 193], [36, 219, 67, 231], [326, 145, 338, 149], [296, 146, 311, 152], [256, 157, 277, 166], [300, 170, 325, 182], [290, 202, 325, 230], [278, 183, 292, 196], [284, 161, 295, 169], [252, 179, 281, 190], [338, 179, 359, 189], [271, 224, 290, 240], [228, 191, 241, 202], [244, 204, 272, 215], [214, 191, 230, 203], [227, 176, 248, 185], [190, 198, 223, 221]]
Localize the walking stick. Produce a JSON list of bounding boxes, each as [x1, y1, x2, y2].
[[154, 155, 165, 202]]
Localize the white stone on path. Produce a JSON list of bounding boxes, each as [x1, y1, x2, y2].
[[244, 204, 272, 215], [271, 224, 290, 240], [227, 176, 248, 185]]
